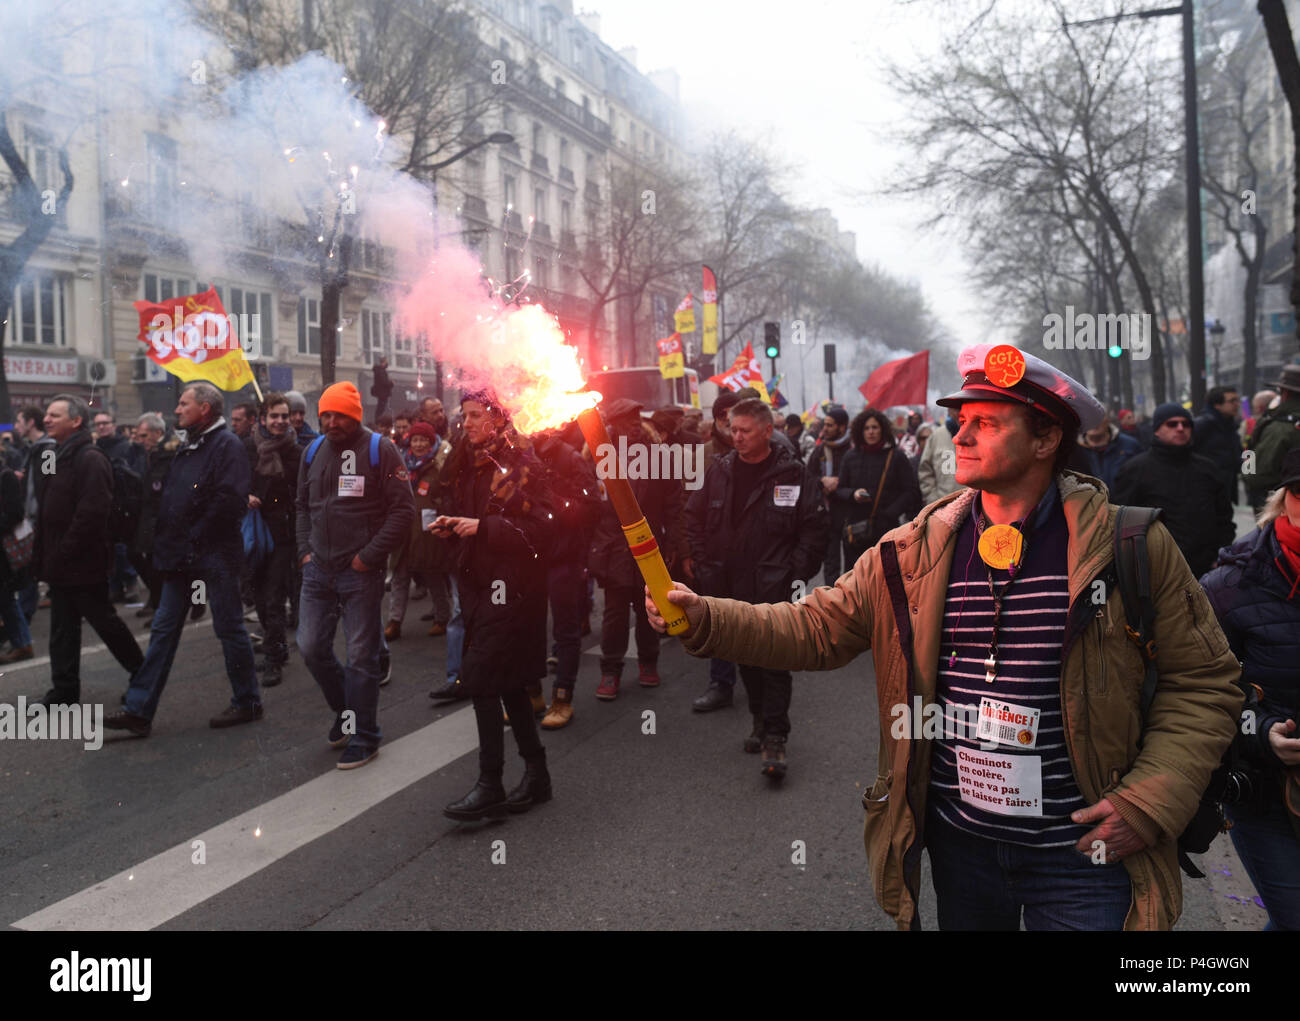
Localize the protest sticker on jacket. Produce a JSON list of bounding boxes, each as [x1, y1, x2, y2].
[[955, 747, 1042, 816]]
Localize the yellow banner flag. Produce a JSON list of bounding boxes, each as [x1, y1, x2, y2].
[[674, 293, 696, 334], [701, 266, 718, 354], [657, 332, 685, 379]]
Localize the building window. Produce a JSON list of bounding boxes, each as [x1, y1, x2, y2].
[[143, 272, 193, 305], [9, 270, 67, 347], [534, 187, 546, 222], [297, 297, 321, 355], [559, 137, 570, 169], [555, 77, 566, 98], [504, 174, 517, 209], [393, 324, 415, 370], [146, 132, 178, 231], [502, 106, 516, 132], [560, 200, 571, 232], [224, 285, 272, 358], [534, 257, 549, 289], [532, 121, 543, 155], [360, 307, 392, 366]]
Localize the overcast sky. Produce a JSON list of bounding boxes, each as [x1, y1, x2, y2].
[[592, 0, 993, 354]]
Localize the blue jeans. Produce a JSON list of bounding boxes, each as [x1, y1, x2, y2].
[[446, 575, 464, 683], [124, 566, 260, 720], [18, 578, 37, 621], [0, 588, 31, 649], [709, 657, 736, 690], [1226, 799, 1300, 930], [298, 558, 385, 750], [926, 804, 1132, 930]]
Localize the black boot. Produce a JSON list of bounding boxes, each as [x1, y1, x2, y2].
[[444, 775, 507, 821], [743, 714, 764, 753], [505, 756, 552, 814]]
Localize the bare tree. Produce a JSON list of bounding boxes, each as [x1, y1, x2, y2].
[[198, 0, 499, 385]]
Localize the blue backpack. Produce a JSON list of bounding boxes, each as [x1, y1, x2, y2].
[[305, 432, 381, 469]]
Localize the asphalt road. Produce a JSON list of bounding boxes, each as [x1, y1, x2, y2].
[[0, 521, 1267, 930]]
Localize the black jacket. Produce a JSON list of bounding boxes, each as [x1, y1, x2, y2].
[[533, 431, 601, 565], [686, 440, 827, 604], [1112, 441, 1234, 579], [805, 435, 853, 527], [251, 431, 303, 547], [446, 439, 553, 696], [0, 468, 26, 590], [34, 430, 114, 587], [1201, 522, 1300, 772], [587, 422, 686, 588], [1192, 407, 1241, 491], [132, 435, 181, 556], [153, 419, 251, 572], [835, 444, 921, 546], [295, 426, 414, 572], [96, 433, 131, 463]]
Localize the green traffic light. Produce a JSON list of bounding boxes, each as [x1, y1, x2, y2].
[[766, 346, 778, 358]]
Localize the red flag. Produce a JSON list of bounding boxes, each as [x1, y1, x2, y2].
[[858, 350, 929, 408]]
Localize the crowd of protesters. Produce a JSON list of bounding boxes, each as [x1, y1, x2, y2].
[[4, 351, 1298, 930]]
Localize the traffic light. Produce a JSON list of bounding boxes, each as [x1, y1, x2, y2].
[[764, 321, 780, 359]]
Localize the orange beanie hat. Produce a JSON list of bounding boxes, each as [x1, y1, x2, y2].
[[318, 381, 363, 422]]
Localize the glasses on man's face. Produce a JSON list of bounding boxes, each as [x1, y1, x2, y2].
[[1165, 420, 1193, 430]]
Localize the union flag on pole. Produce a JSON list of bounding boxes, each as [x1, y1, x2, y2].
[[657, 332, 685, 379], [858, 350, 929, 409], [133, 287, 256, 392], [674, 293, 696, 334], [701, 266, 718, 354], [708, 342, 770, 403]]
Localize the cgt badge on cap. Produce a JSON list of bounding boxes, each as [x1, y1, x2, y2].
[[984, 345, 1026, 388]]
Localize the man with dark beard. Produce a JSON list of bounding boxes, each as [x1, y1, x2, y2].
[[434, 388, 554, 820], [807, 405, 851, 584]]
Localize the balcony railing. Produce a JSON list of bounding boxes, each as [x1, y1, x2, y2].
[[513, 67, 612, 142], [558, 166, 575, 185], [533, 222, 552, 243], [505, 210, 523, 231], [461, 195, 489, 220], [559, 229, 577, 250], [530, 152, 550, 174], [584, 180, 600, 202]]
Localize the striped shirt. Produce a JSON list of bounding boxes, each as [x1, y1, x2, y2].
[[928, 485, 1090, 848]]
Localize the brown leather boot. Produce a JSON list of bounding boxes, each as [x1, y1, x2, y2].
[[540, 689, 574, 730], [383, 620, 401, 640]]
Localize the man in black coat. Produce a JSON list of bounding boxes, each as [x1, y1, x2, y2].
[[685, 398, 827, 779], [1193, 386, 1243, 499], [805, 405, 851, 584], [371, 356, 394, 420], [106, 382, 262, 737], [34, 395, 144, 707], [93, 408, 139, 603], [587, 400, 686, 704], [1113, 402, 1235, 579], [534, 425, 601, 728]]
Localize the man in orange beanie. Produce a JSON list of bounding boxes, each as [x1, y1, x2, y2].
[[296, 381, 415, 769]]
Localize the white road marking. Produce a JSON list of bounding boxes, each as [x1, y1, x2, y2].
[[11, 705, 478, 931], [0, 621, 221, 679]]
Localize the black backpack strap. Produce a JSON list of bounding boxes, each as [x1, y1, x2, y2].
[[1112, 505, 1162, 722]]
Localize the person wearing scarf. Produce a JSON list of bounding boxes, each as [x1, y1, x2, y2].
[[385, 421, 452, 639], [807, 405, 852, 586], [433, 388, 554, 820], [1202, 447, 1300, 929], [248, 393, 303, 686], [835, 407, 922, 567]]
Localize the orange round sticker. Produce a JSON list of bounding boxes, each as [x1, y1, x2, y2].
[[1017, 729, 1034, 745], [978, 524, 1024, 570], [984, 345, 1026, 388]]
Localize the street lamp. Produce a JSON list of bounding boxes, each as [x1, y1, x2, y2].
[[1209, 318, 1225, 386], [1065, 1, 1206, 410], [426, 131, 514, 397]]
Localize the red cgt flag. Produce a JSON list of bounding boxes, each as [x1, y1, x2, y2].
[[858, 350, 929, 409]]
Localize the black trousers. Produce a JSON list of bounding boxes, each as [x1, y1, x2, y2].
[[128, 551, 161, 609], [600, 581, 659, 676], [48, 582, 146, 700], [473, 690, 545, 780], [738, 664, 792, 738], [253, 542, 295, 664]]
